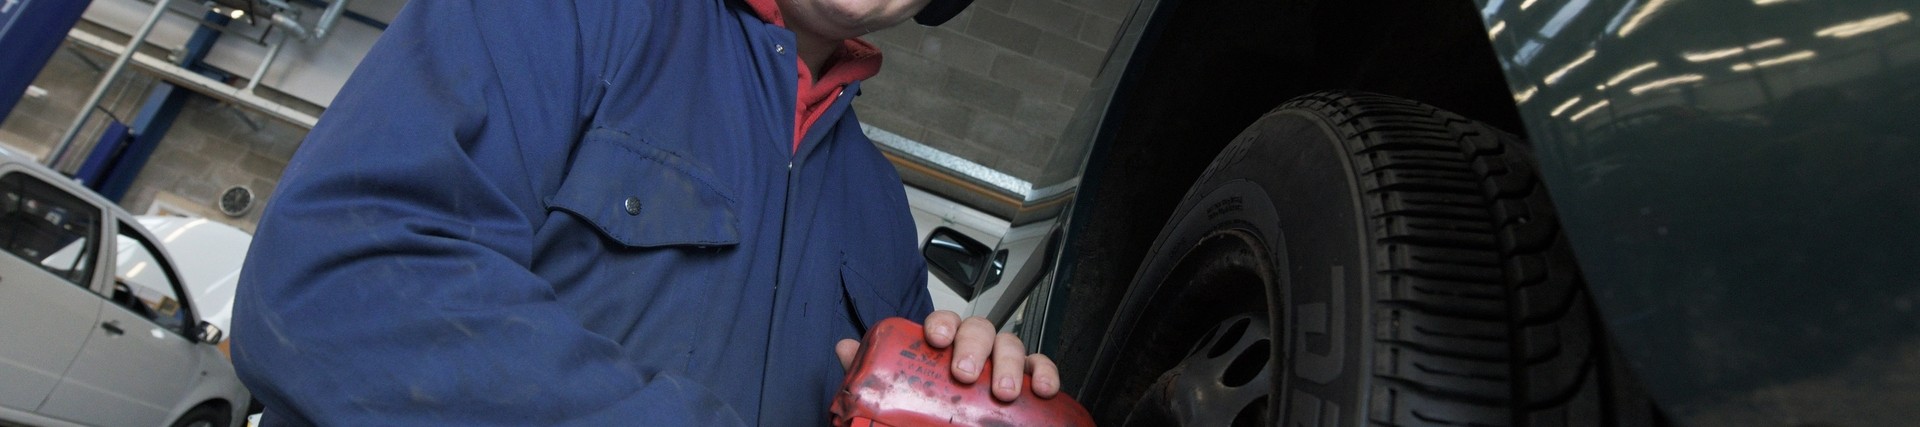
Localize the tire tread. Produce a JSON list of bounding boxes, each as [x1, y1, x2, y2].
[[1277, 91, 1604, 427]]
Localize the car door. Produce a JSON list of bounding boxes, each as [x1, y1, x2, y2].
[[38, 220, 200, 427], [0, 170, 106, 414]]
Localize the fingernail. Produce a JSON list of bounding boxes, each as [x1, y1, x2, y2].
[[933, 325, 952, 339], [958, 356, 978, 374], [997, 377, 1015, 392]]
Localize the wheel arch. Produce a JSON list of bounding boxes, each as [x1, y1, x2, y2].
[[164, 397, 233, 427], [197, 397, 234, 419], [1055, 0, 1526, 391], [161, 351, 248, 427]]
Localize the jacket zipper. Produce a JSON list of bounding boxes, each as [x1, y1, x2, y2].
[[756, 84, 848, 425], [758, 157, 794, 426]]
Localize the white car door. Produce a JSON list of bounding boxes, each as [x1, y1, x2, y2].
[[38, 221, 199, 427], [0, 170, 107, 415]]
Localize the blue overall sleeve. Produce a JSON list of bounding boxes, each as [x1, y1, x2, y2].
[[229, 0, 744, 424]]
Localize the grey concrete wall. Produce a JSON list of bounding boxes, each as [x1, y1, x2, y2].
[[0, 46, 305, 233], [855, 0, 1132, 183]]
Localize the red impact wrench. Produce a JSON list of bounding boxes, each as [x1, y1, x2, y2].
[[832, 317, 1095, 427]]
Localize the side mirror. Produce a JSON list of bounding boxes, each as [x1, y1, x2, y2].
[[923, 227, 1006, 300], [196, 321, 225, 344]]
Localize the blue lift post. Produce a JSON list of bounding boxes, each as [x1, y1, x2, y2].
[[77, 11, 231, 201], [73, 121, 133, 184], [0, 0, 94, 124]]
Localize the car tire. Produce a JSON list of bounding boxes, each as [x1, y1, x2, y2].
[[1078, 91, 1629, 426], [169, 404, 229, 427]]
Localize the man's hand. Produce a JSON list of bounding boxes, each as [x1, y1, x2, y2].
[[835, 311, 1061, 402]]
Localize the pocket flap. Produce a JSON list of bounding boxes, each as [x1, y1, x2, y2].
[[549, 128, 740, 248], [840, 256, 907, 333]]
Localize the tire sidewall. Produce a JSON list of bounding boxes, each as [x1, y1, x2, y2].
[[1093, 109, 1372, 424]]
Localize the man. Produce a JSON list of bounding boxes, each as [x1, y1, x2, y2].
[[230, 0, 1056, 424]]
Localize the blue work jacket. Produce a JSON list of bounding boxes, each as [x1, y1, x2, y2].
[[230, 0, 933, 425]]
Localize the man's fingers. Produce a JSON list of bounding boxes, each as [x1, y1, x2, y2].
[[1025, 353, 1060, 398], [949, 316, 997, 383], [835, 339, 861, 370], [990, 332, 1026, 402], [924, 310, 962, 348]]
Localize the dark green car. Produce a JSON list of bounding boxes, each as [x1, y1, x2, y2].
[[928, 0, 1920, 424]]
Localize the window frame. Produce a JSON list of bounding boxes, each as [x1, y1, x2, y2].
[[105, 219, 199, 340], [0, 169, 105, 292]]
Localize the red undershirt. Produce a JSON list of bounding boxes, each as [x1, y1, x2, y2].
[[742, 0, 884, 154]]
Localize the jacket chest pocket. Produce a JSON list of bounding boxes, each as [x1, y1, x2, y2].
[[547, 128, 741, 248], [838, 251, 927, 336]]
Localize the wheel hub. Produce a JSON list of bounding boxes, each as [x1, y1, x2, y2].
[[1123, 312, 1275, 426]]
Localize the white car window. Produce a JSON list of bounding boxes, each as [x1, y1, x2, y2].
[[0, 172, 99, 286]]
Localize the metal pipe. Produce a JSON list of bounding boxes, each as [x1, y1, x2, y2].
[[270, 13, 310, 40], [309, 0, 349, 40], [245, 34, 286, 92], [66, 28, 319, 129], [49, 0, 177, 169], [289, 0, 387, 28], [270, 0, 349, 42]]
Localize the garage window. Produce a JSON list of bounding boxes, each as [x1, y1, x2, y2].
[[0, 172, 99, 287]]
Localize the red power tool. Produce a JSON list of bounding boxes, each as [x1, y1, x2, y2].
[[832, 317, 1095, 427]]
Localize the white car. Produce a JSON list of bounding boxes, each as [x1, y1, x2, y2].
[[0, 147, 250, 427]]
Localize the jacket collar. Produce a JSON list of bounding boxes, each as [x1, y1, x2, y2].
[[739, 0, 884, 86]]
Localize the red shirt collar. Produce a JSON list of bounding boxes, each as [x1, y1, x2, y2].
[[742, 0, 883, 152], [741, 0, 883, 86], [743, 0, 785, 27]]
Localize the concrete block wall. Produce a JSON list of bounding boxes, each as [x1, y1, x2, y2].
[[119, 94, 306, 233], [855, 0, 1133, 183], [0, 46, 305, 233]]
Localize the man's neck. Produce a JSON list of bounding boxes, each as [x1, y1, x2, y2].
[[749, 0, 840, 79], [793, 30, 837, 80]]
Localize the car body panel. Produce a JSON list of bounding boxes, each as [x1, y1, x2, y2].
[[0, 405, 88, 427], [39, 299, 200, 426], [1478, 0, 1920, 421], [0, 240, 104, 412], [999, 0, 1158, 354]]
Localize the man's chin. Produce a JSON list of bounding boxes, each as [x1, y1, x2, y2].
[[815, 18, 889, 40], [812, 1, 912, 33]]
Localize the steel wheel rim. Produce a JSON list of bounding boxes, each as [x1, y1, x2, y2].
[[1123, 312, 1276, 426]]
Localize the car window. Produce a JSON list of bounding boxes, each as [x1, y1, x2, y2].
[[0, 171, 99, 287], [110, 221, 189, 334]]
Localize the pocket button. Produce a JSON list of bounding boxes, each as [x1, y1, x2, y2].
[[623, 197, 643, 216]]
